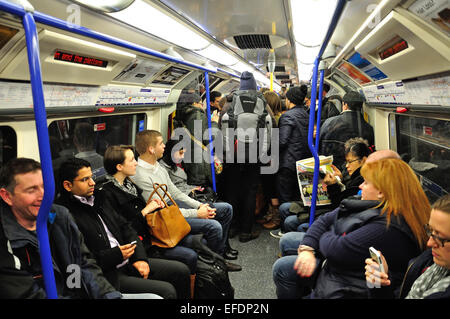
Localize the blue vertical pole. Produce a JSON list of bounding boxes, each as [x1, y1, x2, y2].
[[315, 70, 325, 151], [307, 58, 320, 226], [23, 12, 58, 299], [204, 72, 217, 192]]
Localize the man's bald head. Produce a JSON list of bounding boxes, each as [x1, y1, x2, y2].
[[366, 149, 401, 164]]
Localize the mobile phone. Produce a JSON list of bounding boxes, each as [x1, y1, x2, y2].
[[129, 240, 137, 246], [369, 247, 385, 273]]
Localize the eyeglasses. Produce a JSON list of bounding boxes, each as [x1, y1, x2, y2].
[[73, 176, 94, 183], [424, 224, 450, 247], [345, 158, 360, 165]]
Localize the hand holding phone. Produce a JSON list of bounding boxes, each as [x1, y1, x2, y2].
[[369, 247, 385, 273], [129, 240, 137, 246]]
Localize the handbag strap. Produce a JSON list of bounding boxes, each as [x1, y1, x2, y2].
[[147, 183, 178, 208]]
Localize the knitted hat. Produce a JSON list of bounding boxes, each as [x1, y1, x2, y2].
[[240, 71, 257, 90], [286, 85, 307, 106]]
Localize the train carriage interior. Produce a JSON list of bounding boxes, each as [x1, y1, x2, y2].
[[0, 0, 448, 301]]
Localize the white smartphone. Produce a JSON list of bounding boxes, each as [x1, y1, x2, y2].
[[129, 240, 137, 246], [369, 247, 385, 273]]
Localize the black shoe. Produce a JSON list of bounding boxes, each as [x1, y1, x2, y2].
[[225, 261, 242, 272], [227, 247, 238, 256], [238, 231, 260, 243], [223, 250, 238, 260]]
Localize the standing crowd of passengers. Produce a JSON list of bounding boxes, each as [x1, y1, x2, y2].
[[0, 70, 448, 299]]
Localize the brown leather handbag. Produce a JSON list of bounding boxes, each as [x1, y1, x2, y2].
[[145, 183, 191, 248]]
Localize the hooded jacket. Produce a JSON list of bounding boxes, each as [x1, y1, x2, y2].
[[0, 202, 120, 299]]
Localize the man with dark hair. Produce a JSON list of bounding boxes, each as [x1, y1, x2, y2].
[[318, 83, 340, 124], [319, 91, 374, 169], [209, 91, 223, 114], [56, 157, 191, 299], [0, 157, 121, 299]]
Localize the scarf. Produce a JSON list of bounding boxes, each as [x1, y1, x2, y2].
[[406, 263, 450, 299], [106, 175, 138, 197]]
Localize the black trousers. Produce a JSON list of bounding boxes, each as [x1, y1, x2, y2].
[[277, 167, 301, 204], [224, 163, 260, 234], [118, 258, 190, 299]]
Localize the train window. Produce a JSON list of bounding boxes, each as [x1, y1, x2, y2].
[[391, 114, 450, 202], [48, 113, 145, 182], [0, 126, 17, 166]]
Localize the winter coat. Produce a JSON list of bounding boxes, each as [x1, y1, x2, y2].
[[319, 111, 374, 170], [55, 190, 148, 290], [278, 104, 311, 172], [0, 202, 120, 299], [301, 199, 422, 299]]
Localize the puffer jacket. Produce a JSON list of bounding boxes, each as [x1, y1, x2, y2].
[[0, 202, 120, 299], [301, 199, 422, 299], [278, 104, 311, 172]]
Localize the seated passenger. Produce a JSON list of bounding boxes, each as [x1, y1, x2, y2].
[[97, 144, 199, 297], [131, 130, 241, 271], [365, 193, 450, 299], [276, 137, 372, 237], [0, 158, 120, 299], [273, 158, 430, 299], [159, 138, 202, 196], [56, 158, 190, 299]]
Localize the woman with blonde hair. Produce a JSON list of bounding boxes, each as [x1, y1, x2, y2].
[[263, 91, 282, 124], [273, 158, 430, 299]]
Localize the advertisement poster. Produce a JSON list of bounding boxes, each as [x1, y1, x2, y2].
[[114, 58, 167, 84], [347, 52, 388, 81], [337, 61, 372, 85], [408, 0, 450, 35]]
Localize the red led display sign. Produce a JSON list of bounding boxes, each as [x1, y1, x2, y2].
[[378, 39, 408, 60], [53, 51, 108, 68]]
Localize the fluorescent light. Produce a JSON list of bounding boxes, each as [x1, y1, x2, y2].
[[70, 0, 135, 12], [297, 62, 314, 81], [290, 0, 338, 46], [296, 42, 320, 64], [107, 0, 210, 50], [195, 44, 239, 66]]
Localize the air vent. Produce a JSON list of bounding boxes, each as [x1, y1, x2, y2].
[[233, 34, 272, 49], [275, 74, 290, 80], [266, 65, 286, 72]]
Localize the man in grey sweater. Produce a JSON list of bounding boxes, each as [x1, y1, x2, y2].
[[131, 130, 241, 271]]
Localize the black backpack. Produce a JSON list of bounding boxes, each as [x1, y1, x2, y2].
[[191, 235, 234, 299], [222, 90, 271, 163]]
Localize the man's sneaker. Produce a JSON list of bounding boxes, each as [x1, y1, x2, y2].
[[270, 230, 284, 239]]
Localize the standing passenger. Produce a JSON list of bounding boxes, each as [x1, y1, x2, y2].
[[277, 85, 311, 204], [319, 91, 374, 170]]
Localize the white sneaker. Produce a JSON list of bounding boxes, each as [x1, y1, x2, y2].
[[270, 230, 284, 239]]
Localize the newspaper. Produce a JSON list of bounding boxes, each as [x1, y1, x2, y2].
[[296, 155, 334, 206]]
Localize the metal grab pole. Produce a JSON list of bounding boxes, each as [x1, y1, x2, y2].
[[23, 12, 58, 299], [204, 72, 217, 192], [306, 0, 347, 226], [307, 59, 320, 226]]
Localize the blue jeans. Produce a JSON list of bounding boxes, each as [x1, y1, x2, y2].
[[158, 236, 198, 274], [184, 202, 232, 255], [272, 254, 320, 299], [279, 231, 306, 256], [279, 202, 293, 232]]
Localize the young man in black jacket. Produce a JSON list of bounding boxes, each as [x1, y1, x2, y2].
[[0, 158, 120, 299], [56, 157, 190, 299]]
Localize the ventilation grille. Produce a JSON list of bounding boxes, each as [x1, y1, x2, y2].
[[233, 34, 272, 49], [267, 65, 286, 72], [275, 74, 290, 80]]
